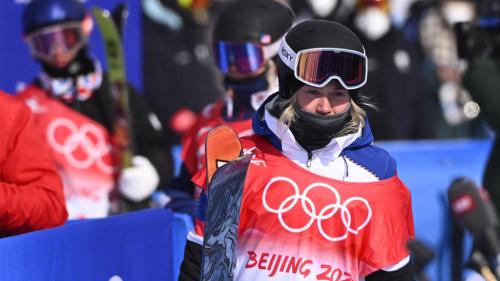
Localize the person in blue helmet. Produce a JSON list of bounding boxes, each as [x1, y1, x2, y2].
[[17, 0, 172, 219]]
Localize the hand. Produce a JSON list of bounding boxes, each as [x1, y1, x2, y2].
[[118, 155, 160, 202]]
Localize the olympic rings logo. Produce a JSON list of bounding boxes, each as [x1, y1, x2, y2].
[[262, 177, 372, 242], [47, 118, 113, 174]]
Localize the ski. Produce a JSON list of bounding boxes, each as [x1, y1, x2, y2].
[[92, 6, 134, 169], [201, 125, 252, 281], [205, 125, 243, 184], [111, 3, 129, 38]]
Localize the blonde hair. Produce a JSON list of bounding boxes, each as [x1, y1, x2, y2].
[[276, 94, 373, 137]]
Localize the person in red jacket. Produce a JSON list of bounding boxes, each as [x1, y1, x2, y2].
[[0, 90, 67, 236]]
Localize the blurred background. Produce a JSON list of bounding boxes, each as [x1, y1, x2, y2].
[[1, 0, 499, 280]]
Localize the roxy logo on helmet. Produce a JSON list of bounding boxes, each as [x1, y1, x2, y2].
[[280, 46, 294, 62], [262, 176, 372, 242]]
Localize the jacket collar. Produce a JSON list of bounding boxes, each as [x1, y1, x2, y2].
[[252, 93, 374, 159]]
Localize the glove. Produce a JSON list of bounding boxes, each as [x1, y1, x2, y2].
[[118, 155, 160, 202]]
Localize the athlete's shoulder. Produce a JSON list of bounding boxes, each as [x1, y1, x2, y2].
[[0, 91, 32, 116], [240, 134, 280, 167], [343, 144, 397, 180], [0, 91, 36, 145], [240, 134, 267, 149]]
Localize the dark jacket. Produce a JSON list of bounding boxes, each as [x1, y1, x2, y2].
[[464, 58, 500, 218]]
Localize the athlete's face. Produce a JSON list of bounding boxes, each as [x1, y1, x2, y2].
[[46, 46, 80, 68], [295, 81, 351, 116]]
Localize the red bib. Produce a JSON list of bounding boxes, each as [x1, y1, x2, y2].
[[18, 86, 114, 219], [181, 101, 252, 175], [194, 135, 414, 280]]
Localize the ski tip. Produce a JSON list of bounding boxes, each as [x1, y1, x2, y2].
[[205, 125, 242, 184], [92, 6, 111, 19]]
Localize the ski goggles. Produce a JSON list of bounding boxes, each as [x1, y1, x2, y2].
[[213, 41, 265, 74], [278, 40, 368, 90], [213, 40, 280, 75], [25, 22, 86, 60]]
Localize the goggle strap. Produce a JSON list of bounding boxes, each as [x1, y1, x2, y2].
[[26, 22, 82, 38], [278, 39, 297, 71]]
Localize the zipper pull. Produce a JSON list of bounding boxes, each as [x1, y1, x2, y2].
[[306, 151, 313, 168]]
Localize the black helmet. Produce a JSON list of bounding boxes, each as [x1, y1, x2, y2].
[[213, 0, 294, 46], [277, 20, 367, 99], [22, 0, 86, 34]]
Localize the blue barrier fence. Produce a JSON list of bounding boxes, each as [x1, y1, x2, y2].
[[379, 138, 492, 280], [0, 209, 192, 281]]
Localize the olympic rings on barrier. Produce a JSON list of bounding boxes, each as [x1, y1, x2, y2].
[[262, 176, 372, 242], [47, 118, 113, 174]]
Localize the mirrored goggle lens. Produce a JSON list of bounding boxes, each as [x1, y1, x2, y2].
[[213, 42, 265, 74], [61, 26, 83, 49], [296, 50, 366, 88], [29, 26, 83, 56]]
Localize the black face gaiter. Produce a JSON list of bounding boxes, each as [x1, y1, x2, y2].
[[290, 106, 351, 152]]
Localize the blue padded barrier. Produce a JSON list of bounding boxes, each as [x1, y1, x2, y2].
[[379, 139, 493, 280], [0, 208, 177, 281]]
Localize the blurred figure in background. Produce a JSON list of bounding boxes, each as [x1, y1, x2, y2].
[[142, 0, 223, 145], [351, 0, 436, 140], [164, 0, 294, 215], [17, 0, 172, 219], [461, 0, 500, 218], [0, 90, 67, 236], [290, 0, 356, 24], [418, 0, 483, 138]]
